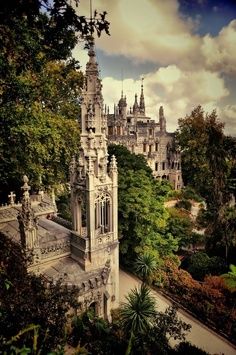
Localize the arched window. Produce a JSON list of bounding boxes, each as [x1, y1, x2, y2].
[[95, 193, 111, 234]]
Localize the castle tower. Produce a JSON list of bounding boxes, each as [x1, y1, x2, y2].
[[18, 175, 40, 265], [133, 93, 139, 114], [118, 91, 127, 117], [139, 79, 145, 115], [159, 106, 166, 132], [70, 37, 119, 312]]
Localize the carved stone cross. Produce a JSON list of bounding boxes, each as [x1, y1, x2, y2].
[[8, 191, 16, 205]]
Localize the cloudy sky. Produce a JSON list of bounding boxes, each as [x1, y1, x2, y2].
[[73, 0, 236, 135]]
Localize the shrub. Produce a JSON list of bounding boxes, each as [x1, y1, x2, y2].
[[174, 341, 209, 354], [175, 199, 192, 211]]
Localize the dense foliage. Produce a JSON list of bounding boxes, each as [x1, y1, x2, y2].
[[152, 258, 236, 341], [108, 144, 180, 266], [0, 233, 79, 353], [0, 0, 110, 198], [69, 288, 195, 355], [176, 106, 235, 206], [176, 106, 236, 263]]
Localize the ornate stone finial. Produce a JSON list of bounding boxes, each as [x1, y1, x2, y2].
[[110, 155, 117, 173], [8, 191, 16, 205], [18, 175, 38, 252], [21, 175, 31, 198], [133, 93, 139, 114]]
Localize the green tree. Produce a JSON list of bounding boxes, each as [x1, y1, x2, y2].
[[166, 207, 193, 249], [0, 233, 79, 353], [108, 144, 152, 175], [134, 253, 157, 284], [183, 252, 226, 281], [174, 342, 209, 355], [131, 306, 191, 355], [176, 106, 233, 208], [108, 145, 178, 266], [221, 264, 236, 292], [0, 0, 110, 197], [120, 283, 156, 355], [176, 106, 236, 261]]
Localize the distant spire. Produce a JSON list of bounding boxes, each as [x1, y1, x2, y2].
[[133, 93, 139, 114], [118, 90, 127, 115], [139, 77, 145, 115]]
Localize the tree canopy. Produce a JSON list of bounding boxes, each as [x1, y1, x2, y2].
[[176, 106, 236, 263], [108, 144, 179, 266], [0, 0, 110, 198], [0, 233, 79, 353], [176, 106, 236, 208]]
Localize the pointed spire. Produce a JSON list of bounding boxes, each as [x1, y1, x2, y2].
[[133, 93, 139, 114], [18, 175, 38, 251], [85, 35, 99, 76], [139, 78, 145, 115]]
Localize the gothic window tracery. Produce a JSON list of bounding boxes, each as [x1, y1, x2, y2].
[[95, 193, 111, 234]]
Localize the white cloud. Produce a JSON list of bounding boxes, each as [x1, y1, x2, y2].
[[74, 0, 236, 134], [76, 0, 202, 68], [76, 1, 236, 76], [201, 20, 236, 75], [221, 105, 236, 136], [102, 66, 229, 132]]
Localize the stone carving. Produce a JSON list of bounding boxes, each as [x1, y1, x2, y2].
[[18, 176, 39, 250], [40, 241, 70, 259], [8, 191, 16, 205]]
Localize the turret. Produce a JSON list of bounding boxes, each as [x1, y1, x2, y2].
[[118, 91, 127, 118], [81, 37, 104, 134], [139, 79, 145, 115], [18, 175, 40, 264], [133, 93, 139, 114], [159, 106, 166, 132]]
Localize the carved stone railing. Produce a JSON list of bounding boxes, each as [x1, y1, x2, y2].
[[40, 240, 70, 259]]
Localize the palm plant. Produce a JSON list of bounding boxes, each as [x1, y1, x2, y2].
[[120, 283, 156, 355], [221, 264, 236, 291], [134, 253, 157, 284]]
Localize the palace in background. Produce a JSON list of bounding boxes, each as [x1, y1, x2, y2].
[[107, 84, 182, 190]]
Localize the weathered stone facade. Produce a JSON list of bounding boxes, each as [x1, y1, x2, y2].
[[0, 39, 119, 319], [107, 84, 182, 190]]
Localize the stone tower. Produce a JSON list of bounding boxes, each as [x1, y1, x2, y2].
[[18, 175, 40, 265], [70, 37, 119, 313], [139, 79, 145, 115], [159, 106, 166, 133]]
